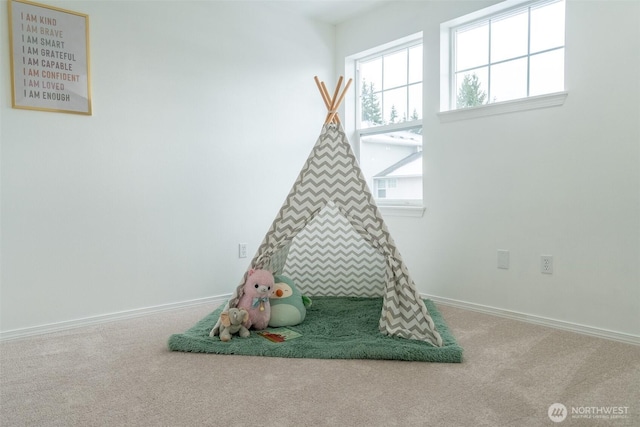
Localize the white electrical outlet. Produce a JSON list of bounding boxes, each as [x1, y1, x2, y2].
[[541, 255, 553, 274], [497, 250, 510, 269], [238, 243, 248, 258]]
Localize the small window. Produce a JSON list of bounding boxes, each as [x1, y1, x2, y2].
[[449, 0, 565, 110], [374, 178, 401, 199], [376, 180, 387, 199], [351, 35, 424, 206]]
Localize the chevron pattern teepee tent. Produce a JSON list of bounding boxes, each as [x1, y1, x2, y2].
[[212, 77, 443, 347]]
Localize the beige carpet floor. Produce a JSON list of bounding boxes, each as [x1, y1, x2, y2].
[[1, 302, 638, 426]]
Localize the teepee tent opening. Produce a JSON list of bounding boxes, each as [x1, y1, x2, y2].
[[212, 77, 443, 347]]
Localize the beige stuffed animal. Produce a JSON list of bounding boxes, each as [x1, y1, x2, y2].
[[215, 308, 251, 342]]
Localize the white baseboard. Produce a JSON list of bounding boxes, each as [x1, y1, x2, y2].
[[0, 295, 231, 342], [3, 294, 638, 346], [423, 294, 640, 346]]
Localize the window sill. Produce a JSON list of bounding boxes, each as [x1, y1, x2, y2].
[[438, 91, 568, 123], [378, 205, 426, 218]]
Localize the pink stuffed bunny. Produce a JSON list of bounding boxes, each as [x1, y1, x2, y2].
[[236, 269, 274, 330]]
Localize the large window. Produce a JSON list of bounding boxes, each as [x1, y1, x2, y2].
[[450, 0, 565, 110], [353, 36, 423, 206]]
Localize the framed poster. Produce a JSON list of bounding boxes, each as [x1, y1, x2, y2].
[[8, 0, 91, 115]]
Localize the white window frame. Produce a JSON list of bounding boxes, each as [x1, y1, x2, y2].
[[355, 40, 423, 130], [347, 33, 426, 217], [438, 0, 568, 122]]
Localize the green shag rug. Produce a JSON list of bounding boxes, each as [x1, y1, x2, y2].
[[168, 297, 463, 363]]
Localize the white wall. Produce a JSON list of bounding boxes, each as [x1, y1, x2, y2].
[[3, 0, 638, 340], [337, 0, 640, 337], [1, 0, 333, 332]]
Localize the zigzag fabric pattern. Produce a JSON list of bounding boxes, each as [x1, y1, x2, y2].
[[269, 242, 290, 275], [213, 124, 443, 347], [283, 202, 386, 297]]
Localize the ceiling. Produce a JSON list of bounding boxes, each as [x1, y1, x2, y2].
[[281, 0, 395, 25]]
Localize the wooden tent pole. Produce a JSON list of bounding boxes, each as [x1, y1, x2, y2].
[[326, 76, 344, 124], [320, 81, 340, 124], [314, 76, 332, 112], [325, 78, 352, 125], [333, 76, 344, 101], [329, 76, 344, 112]]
